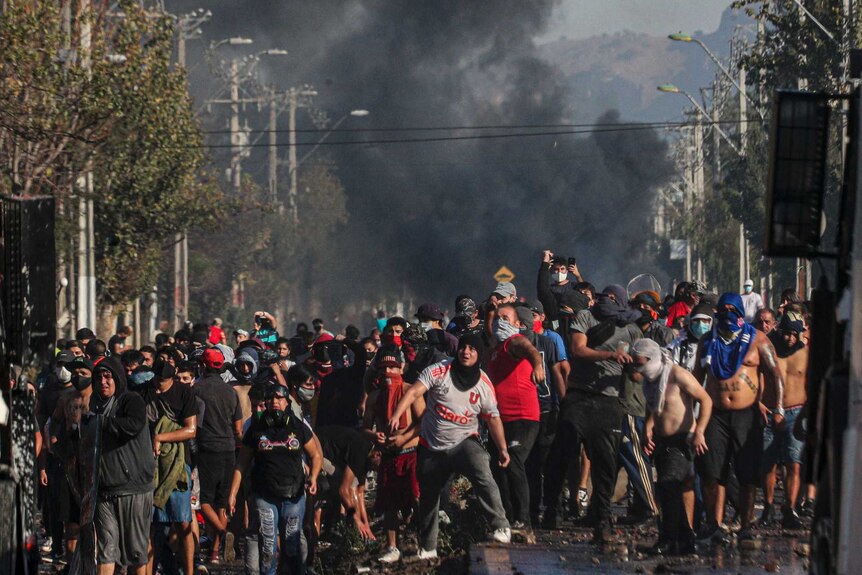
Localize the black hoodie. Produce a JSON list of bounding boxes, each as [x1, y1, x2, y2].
[[92, 356, 155, 498]]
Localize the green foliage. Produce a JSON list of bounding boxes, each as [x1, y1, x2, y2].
[[91, 1, 224, 305], [0, 0, 225, 310]]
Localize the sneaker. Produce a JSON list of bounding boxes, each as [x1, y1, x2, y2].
[[438, 510, 451, 525], [799, 499, 816, 518], [577, 488, 589, 518], [541, 508, 558, 529], [194, 565, 209, 575], [223, 532, 235, 563], [40, 537, 53, 554], [759, 503, 776, 527], [782, 509, 804, 530], [491, 528, 511, 543], [416, 548, 438, 560], [511, 521, 526, 530], [378, 547, 401, 563]]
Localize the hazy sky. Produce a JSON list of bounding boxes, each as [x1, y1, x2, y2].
[[543, 0, 731, 41]]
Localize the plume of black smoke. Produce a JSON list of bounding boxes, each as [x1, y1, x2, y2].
[[171, 0, 673, 308]]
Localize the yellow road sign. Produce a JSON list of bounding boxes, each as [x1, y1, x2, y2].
[[494, 266, 515, 283]]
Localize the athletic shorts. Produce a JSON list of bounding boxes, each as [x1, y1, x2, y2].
[[376, 449, 419, 516], [95, 491, 153, 566], [695, 407, 761, 486], [56, 467, 82, 524], [196, 450, 235, 508], [653, 433, 694, 484], [763, 406, 805, 468], [153, 466, 193, 523]]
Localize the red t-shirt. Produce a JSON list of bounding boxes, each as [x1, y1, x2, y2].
[[665, 300, 692, 328], [486, 335, 540, 423]]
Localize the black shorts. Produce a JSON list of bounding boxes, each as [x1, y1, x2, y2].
[[653, 433, 694, 484], [56, 469, 82, 524], [196, 450, 235, 508], [695, 407, 761, 486]]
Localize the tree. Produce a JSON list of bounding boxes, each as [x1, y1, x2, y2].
[[0, 0, 225, 333]]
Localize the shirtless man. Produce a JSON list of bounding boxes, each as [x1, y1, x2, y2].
[[693, 293, 784, 542], [761, 312, 808, 529], [634, 339, 712, 556]]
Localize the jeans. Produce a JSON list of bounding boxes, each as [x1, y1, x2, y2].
[[526, 411, 558, 521], [416, 438, 509, 552], [251, 493, 306, 575], [488, 419, 540, 524], [544, 391, 624, 524]]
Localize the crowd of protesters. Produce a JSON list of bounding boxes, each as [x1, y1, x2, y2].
[[31, 250, 814, 574]]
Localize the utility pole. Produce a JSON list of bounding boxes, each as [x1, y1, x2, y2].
[[285, 86, 317, 223], [269, 85, 279, 204], [170, 9, 209, 332], [693, 116, 704, 283], [76, 0, 97, 331], [230, 58, 242, 194]]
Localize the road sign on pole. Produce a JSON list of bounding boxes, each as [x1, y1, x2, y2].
[[494, 266, 515, 283]]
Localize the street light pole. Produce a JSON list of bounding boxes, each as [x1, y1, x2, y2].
[[668, 33, 765, 120], [657, 84, 742, 156]]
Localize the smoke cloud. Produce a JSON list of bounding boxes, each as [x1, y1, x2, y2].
[[170, 0, 674, 311]]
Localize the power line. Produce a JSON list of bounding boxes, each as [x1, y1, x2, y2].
[[173, 120, 763, 150], [197, 117, 766, 137]]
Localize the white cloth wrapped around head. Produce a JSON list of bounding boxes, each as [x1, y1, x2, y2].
[[632, 338, 673, 415]]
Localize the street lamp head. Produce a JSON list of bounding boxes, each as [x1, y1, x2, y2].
[[668, 33, 693, 42], [228, 37, 254, 46], [349, 109, 370, 117], [657, 84, 681, 94], [261, 49, 288, 56]]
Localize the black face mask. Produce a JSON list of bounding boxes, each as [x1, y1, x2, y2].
[[72, 375, 92, 391], [262, 408, 287, 428]]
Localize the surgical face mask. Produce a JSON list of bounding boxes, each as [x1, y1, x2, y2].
[[533, 320, 543, 334], [492, 317, 520, 342], [689, 320, 711, 339], [56, 365, 72, 384], [743, 285, 753, 294], [552, 272, 567, 283], [297, 386, 315, 403], [419, 322, 433, 333]]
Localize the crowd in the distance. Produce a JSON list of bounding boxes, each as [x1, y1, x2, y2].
[[32, 250, 814, 574]]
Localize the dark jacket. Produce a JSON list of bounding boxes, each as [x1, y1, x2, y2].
[[93, 356, 155, 498]]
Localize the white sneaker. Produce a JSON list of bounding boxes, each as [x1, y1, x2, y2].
[[491, 527, 511, 543], [40, 537, 53, 554], [416, 548, 438, 560], [378, 547, 401, 563]]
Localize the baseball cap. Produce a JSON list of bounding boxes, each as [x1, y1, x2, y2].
[[233, 329, 249, 337], [376, 345, 405, 368], [515, 305, 533, 328], [456, 297, 477, 318], [201, 347, 225, 370], [264, 384, 290, 400], [493, 282, 516, 299], [68, 356, 94, 371], [743, 279, 754, 287], [689, 302, 715, 322], [528, 300, 544, 314], [55, 350, 76, 365], [415, 303, 444, 321]]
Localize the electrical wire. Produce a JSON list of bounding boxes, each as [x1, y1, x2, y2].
[[172, 119, 761, 150]]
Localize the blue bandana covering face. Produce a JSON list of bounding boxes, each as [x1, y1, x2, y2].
[[702, 293, 757, 380]]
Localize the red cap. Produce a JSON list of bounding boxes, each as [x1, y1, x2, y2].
[[201, 347, 225, 370]]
